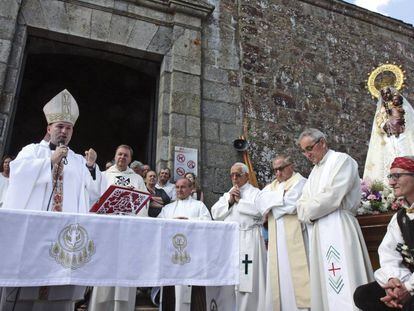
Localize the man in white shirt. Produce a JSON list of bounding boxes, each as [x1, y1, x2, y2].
[[354, 156, 414, 310], [156, 168, 176, 201], [158, 177, 211, 311]]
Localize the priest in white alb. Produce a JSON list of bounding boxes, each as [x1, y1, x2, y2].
[[158, 177, 211, 311], [1, 89, 106, 311], [256, 155, 310, 311], [296, 128, 373, 311], [207, 162, 266, 311], [89, 144, 148, 311], [103, 144, 147, 215]]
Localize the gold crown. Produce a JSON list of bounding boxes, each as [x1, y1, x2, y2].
[[367, 63, 406, 99]]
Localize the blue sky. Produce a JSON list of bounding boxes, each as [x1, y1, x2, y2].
[[344, 0, 414, 25]]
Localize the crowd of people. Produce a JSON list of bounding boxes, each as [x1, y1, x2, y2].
[[1, 88, 414, 311]]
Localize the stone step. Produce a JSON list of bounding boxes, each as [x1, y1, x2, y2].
[[135, 306, 158, 311]]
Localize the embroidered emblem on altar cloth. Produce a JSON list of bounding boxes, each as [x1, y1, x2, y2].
[[171, 233, 191, 265], [210, 299, 218, 311], [326, 245, 344, 294], [115, 176, 131, 187], [49, 223, 95, 269]]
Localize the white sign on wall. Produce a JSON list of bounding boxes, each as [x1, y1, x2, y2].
[[174, 146, 198, 181]]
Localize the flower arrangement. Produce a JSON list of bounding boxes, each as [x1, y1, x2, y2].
[[358, 179, 403, 215]]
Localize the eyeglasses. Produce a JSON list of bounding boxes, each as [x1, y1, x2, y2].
[[230, 172, 245, 178], [301, 138, 321, 154], [387, 173, 414, 181], [273, 164, 291, 172]]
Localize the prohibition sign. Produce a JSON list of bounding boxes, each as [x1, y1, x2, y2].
[[177, 153, 186, 163], [176, 167, 185, 176], [187, 160, 196, 169]]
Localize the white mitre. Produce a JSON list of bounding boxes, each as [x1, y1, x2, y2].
[[43, 89, 79, 125]]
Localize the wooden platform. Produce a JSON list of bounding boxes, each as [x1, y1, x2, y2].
[[357, 212, 394, 270]]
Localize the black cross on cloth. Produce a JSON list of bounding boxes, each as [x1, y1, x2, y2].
[[115, 176, 131, 186], [242, 254, 252, 275]]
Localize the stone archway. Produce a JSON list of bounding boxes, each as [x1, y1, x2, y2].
[[0, 0, 214, 170], [9, 35, 159, 166]]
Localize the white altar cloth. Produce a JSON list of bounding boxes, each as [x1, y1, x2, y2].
[[0, 209, 239, 287]]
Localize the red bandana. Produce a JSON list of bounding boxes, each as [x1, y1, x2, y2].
[[390, 157, 414, 173]]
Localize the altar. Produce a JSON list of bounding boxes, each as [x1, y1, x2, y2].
[[0, 209, 239, 287]]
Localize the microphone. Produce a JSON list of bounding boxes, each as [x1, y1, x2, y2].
[[58, 140, 68, 165]]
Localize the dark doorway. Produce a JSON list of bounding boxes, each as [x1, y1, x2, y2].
[[7, 35, 159, 168]]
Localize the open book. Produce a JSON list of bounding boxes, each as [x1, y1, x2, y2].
[[90, 185, 151, 215]]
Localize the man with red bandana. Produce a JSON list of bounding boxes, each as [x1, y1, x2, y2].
[[354, 156, 414, 310]]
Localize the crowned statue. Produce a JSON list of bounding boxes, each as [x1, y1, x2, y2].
[[364, 64, 414, 183]]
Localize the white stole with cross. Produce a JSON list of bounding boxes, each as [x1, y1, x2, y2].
[[305, 151, 353, 310]]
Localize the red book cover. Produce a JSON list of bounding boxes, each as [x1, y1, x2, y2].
[[90, 185, 151, 215]]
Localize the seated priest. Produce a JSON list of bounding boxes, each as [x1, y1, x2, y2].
[[158, 177, 211, 311], [354, 156, 414, 310], [1, 89, 106, 311]]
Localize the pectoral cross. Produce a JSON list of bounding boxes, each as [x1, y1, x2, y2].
[[242, 254, 252, 275]]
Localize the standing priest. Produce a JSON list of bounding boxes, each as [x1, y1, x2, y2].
[[207, 162, 266, 311], [89, 144, 148, 311], [296, 128, 373, 311], [256, 155, 310, 311], [1, 89, 106, 310]]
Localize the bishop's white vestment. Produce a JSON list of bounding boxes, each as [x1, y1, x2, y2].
[[4, 140, 106, 213], [89, 165, 149, 311], [1, 140, 106, 311], [158, 196, 211, 311], [297, 150, 374, 311], [207, 182, 266, 311], [256, 173, 310, 311]]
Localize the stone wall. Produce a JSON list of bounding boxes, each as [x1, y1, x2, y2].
[[201, 0, 414, 204], [1, 0, 414, 207], [0, 0, 213, 179]]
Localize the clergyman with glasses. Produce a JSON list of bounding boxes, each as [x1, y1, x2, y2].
[[256, 154, 310, 310], [296, 128, 373, 311], [354, 156, 414, 311], [207, 162, 266, 311]]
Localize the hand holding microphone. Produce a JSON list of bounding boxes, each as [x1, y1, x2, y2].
[[51, 140, 68, 166]]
